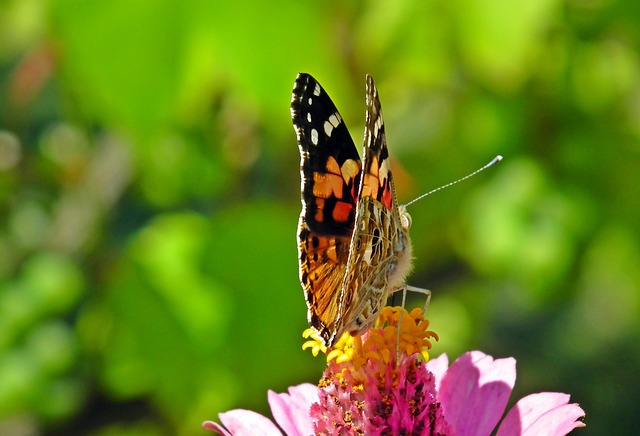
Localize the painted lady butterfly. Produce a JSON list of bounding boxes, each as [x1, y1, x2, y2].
[[291, 73, 425, 347]]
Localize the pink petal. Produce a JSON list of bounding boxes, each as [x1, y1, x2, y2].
[[496, 392, 586, 436], [439, 351, 516, 436], [203, 420, 231, 436], [268, 383, 318, 436], [204, 409, 283, 435], [426, 353, 449, 391]]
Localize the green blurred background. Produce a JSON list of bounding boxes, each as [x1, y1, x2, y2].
[[1, 0, 638, 434]]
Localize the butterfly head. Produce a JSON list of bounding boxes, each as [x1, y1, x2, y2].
[[398, 205, 412, 232]]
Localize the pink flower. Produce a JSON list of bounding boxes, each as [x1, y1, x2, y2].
[[204, 308, 585, 435], [428, 351, 586, 436], [203, 383, 318, 436]]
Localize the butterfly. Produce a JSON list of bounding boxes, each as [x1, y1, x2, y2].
[[291, 73, 425, 348]]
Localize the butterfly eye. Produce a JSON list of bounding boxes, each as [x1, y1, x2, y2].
[[401, 209, 412, 229]]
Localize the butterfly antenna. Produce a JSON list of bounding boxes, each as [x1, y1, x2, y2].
[[403, 155, 503, 208]]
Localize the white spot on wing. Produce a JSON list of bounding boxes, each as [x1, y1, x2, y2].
[[308, 97, 313, 105], [363, 240, 373, 265], [324, 121, 333, 137], [329, 113, 340, 128], [314, 83, 321, 96], [375, 118, 383, 136], [311, 129, 318, 145], [307, 112, 312, 122]]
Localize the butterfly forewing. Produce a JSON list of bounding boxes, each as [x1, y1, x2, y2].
[[361, 75, 397, 211], [291, 73, 363, 345], [291, 73, 361, 236]]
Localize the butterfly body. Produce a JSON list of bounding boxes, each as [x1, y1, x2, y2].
[[291, 73, 413, 347]]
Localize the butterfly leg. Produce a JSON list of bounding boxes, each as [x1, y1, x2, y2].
[[405, 285, 431, 315], [391, 285, 431, 363]]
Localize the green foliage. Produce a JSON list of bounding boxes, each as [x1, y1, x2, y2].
[[1, 0, 639, 434]]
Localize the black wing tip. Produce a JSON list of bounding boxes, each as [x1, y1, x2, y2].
[[292, 73, 322, 103], [366, 73, 377, 87], [294, 72, 316, 89], [291, 74, 312, 108], [298, 72, 376, 84], [296, 73, 378, 98], [366, 74, 379, 98]]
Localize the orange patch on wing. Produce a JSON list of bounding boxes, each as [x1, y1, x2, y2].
[[369, 156, 379, 177], [340, 159, 360, 183], [381, 181, 393, 209], [308, 235, 339, 264], [362, 173, 379, 199], [312, 156, 346, 199], [314, 198, 325, 222], [332, 201, 353, 223], [379, 159, 392, 209], [312, 172, 343, 198], [326, 156, 340, 174], [361, 156, 382, 199], [325, 243, 338, 263]]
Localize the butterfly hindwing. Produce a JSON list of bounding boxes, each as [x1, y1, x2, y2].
[[337, 75, 409, 336], [292, 73, 413, 347]]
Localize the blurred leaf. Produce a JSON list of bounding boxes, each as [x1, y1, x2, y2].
[[82, 204, 317, 429], [52, 0, 189, 134], [22, 252, 85, 315], [458, 158, 583, 298], [449, 0, 559, 90]]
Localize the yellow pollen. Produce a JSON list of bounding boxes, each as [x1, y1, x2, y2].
[[302, 306, 438, 368], [302, 328, 328, 356]]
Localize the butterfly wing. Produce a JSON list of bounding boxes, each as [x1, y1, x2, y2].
[[291, 73, 362, 346], [338, 75, 412, 338]]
